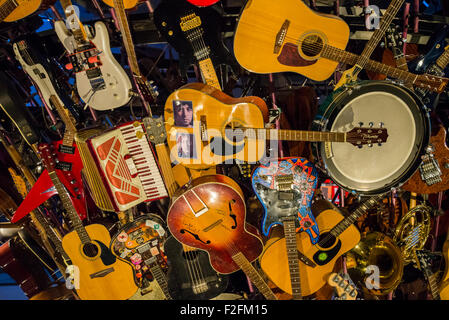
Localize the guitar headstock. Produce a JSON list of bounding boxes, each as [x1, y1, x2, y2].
[[8, 168, 28, 199], [346, 125, 388, 147], [382, 24, 404, 53], [415, 74, 449, 94], [135, 77, 159, 103], [328, 272, 358, 300], [180, 13, 202, 32], [143, 117, 167, 145]]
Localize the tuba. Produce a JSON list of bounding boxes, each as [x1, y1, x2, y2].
[[392, 205, 431, 264], [346, 232, 404, 296]]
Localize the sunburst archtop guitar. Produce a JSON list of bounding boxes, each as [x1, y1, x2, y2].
[[233, 0, 448, 93]]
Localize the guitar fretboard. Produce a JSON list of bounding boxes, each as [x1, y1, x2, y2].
[[240, 128, 346, 142], [59, 0, 88, 44], [283, 217, 302, 300], [436, 47, 449, 71], [232, 251, 277, 300], [329, 194, 384, 239], [149, 264, 172, 300], [0, 0, 18, 22]]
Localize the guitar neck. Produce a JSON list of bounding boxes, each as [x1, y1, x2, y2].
[[283, 218, 302, 300], [322, 45, 446, 93], [426, 272, 441, 300], [0, 0, 18, 22], [231, 251, 277, 300], [50, 95, 77, 147], [198, 58, 221, 90], [330, 194, 384, 238], [356, 0, 405, 69], [46, 168, 90, 244], [244, 128, 346, 142], [149, 264, 172, 299], [111, 0, 141, 77], [59, 0, 88, 44], [155, 144, 178, 197]]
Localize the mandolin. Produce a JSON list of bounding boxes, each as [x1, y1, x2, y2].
[[166, 174, 277, 300], [233, 0, 448, 93], [260, 195, 384, 296], [0, 0, 54, 23], [252, 157, 320, 299], [164, 83, 388, 169], [38, 143, 138, 300]]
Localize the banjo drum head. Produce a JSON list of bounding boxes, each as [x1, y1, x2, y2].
[[317, 82, 430, 195]]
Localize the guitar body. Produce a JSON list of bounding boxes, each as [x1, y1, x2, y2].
[[167, 174, 264, 274], [164, 83, 269, 169], [153, 0, 237, 78], [401, 126, 449, 194], [233, 0, 350, 80], [1, 0, 52, 22], [186, 0, 220, 6], [165, 236, 229, 300], [440, 235, 449, 300], [252, 157, 320, 243], [260, 208, 360, 296], [54, 20, 132, 111], [62, 223, 138, 300], [101, 0, 139, 9], [110, 214, 171, 299]]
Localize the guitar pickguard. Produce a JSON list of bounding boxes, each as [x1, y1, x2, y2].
[[277, 43, 317, 67], [94, 240, 117, 266], [209, 136, 245, 156], [252, 157, 320, 244], [312, 240, 342, 266]]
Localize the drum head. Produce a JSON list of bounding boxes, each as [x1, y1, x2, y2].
[[318, 82, 430, 194]]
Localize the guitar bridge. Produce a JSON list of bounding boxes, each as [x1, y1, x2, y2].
[[419, 147, 442, 186], [89, 267, 115, 278], [274, 20, 290, 54]]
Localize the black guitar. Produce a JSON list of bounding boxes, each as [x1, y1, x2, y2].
[[153, 0, 239, 87], [165, 236, 229, 300]]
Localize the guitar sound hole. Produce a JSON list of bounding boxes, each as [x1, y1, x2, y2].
[[318, 232, 336, 249], [301, 35, 323, 57], [224, 122, 245, 143], [83, 243, 99, 258]]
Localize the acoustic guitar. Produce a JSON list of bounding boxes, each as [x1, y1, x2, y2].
[[164, 83, 388, 169], [166, 174, 277, 300], [38, 143, 138, 300], [233, 0, 448, 93], [252, 157, 320, 299], [0, 0, 53, 23], [260, 195, 384, 296], [439, 229, 449, 300]]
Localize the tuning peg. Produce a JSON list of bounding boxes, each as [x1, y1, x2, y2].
[[379, 122, 384, 128], [357, 145, 362, 149], [369, 122, 374, 127], [358, 122, 364, 127], [368, 143, 373, 148]]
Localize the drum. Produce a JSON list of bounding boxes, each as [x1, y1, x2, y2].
[[313, 81, 430, 195]]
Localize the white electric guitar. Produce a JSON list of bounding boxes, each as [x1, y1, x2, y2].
[[54, 0, 132, 111]]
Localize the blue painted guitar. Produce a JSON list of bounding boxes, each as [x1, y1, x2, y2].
[[252, 157, 319, 299]]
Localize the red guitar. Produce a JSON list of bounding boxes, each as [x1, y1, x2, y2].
[[167, 174, 277, 300], [186, 0, 219, 6], [11, 139, 87, 222]]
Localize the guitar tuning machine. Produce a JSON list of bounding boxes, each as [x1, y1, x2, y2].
[[358, 122, 364, 127], [379, 122, 384, 128], [369, 122, 374, 127]]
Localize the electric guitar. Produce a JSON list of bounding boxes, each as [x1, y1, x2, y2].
[[38, 143, 138, 300], [110, 214, 171, 300], [54, 0, 132, 110], [102, 0, 158, 108], [252, 157, 320, 299], [167, 174, 277, 300], [260, 195, 384, 296], [164, 83, 388, 169], [413, 250, 440, 300], [0, 0, 54, 23], [233, 0, 448, 93], [153, 0, 237, 89]]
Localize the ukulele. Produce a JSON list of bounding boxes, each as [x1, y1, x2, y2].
[[233, 0, 448, 93], [260, 195, 384, 296], [54, 0, 133, 110], [164, 83, 388, 169], [38, 143, 138, 300], [252, 157, 320, 299], [167, 174, 277, 300], [110, 214, 171, 300], [0, 0, 53, 23]]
